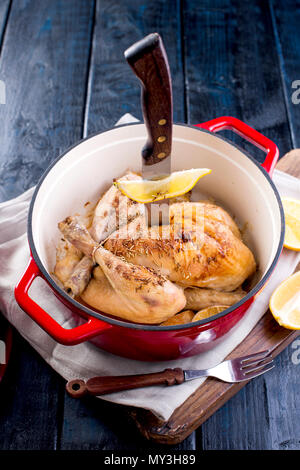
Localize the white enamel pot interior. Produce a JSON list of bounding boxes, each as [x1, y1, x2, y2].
[[28, 122, 284, 330]]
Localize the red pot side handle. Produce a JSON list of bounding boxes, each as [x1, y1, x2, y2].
[[195, 116, 279, 176], [15, 257, 112, 346]]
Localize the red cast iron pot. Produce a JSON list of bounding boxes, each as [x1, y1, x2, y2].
[[15, 117, 284, 361]]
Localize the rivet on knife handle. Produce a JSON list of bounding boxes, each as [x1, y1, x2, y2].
[[66, 368, 184, 398], [124, 32, 173, 167]]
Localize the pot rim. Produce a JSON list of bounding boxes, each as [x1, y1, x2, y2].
[[27, 122, 285, 331]]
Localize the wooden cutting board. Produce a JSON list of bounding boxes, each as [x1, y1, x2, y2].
[[128, 149, 300, 445]]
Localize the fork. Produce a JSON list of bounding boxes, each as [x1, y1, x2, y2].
[[66, 350, 274, 398]]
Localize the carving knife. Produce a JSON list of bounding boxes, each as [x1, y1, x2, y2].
[[124, 33, 173, 224]]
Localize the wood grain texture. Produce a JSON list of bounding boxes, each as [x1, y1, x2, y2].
[[0, 0, 11, 49], [61, 393, 195, 451], [66, 368, 185, 398], [0, 0, 94, 450], [0, 0, 299, 451], [0, 333, 65, 450], [130, 315, 299, 446], [182, 0, 292, 163], [84, 0, 185, 136], [129, 151, 300, 446], [270, 0, 300, 148], [0, 0, 94, 201], [180, 1, 299, 448]]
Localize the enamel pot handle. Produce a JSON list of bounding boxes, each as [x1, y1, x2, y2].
[[15, 256, 112, 345], [195, 116, 279, 176]]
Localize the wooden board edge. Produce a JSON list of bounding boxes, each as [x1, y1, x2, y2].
[[127, 150, 300, 445], [128, 315, 299, 444]]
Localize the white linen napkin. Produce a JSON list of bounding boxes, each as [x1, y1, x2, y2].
[[0, 114, 299, 421]]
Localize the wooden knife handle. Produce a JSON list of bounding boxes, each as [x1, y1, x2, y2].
[[124, 32, 173, 167], [66, 368, 185, 398]]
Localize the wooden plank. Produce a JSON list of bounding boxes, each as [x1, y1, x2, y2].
[[180, 0, 297, 449], [198, 0, 300, 448], [0, 0, 11, 49], [269, 0, 300, 148], [256, 150, 300, 450], [84, 0, 185, 137], [128, 151, 300, 446], [0, 315, 12, 383], [0, 332, 65, 450], [59, 0, 196, 451], [130, 314, 298, 445], [61, 394, 195, 451], [0, 0, 94, 450], [0, 0, 94, 201], [182, 0, 292, 163]]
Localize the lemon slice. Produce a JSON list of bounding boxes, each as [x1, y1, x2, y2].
[[115, 168, 211, 203], [269, 271, 300, 330], [160, 310, 195, 326], [192, 305, 229, 322], [282, 197, 300, 251]]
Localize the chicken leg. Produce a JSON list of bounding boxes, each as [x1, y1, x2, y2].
[[61, 171, 144, 297], [58, 216, 186, 323]]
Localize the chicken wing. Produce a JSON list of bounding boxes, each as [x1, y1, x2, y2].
[[54, 239, 83, 284], [64, 256, 94, 296], [59, 171, 144, 297]]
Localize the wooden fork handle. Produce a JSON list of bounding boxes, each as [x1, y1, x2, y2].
[[66, 368, 185, 398]]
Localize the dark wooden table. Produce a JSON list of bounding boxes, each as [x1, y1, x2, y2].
[[0, 0, 299, 450]]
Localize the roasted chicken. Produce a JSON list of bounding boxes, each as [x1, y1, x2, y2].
[[54, 239, 83, 285], [58, 216, 186, 323], [55, 172, 256, 325], [104, 202, 256, 292], [56, 171, 144, 297]]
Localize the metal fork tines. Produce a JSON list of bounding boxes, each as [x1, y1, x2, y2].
[[184, 350, 274, 384]]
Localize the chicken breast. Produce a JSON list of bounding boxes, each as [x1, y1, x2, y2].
[[90, 171, 144, 242], [104, 202, 256, 291]]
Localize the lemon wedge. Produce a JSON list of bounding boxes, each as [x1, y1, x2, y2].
[[269, 271, 300, 330], [192, 305, 229, 322], [282, 197, 300, 251], [114, 168, 211, 203]]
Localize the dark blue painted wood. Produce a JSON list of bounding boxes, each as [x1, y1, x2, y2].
[[181, 0, 298, 450], [262, 341, 300, 450], [182, 0, 292, 163], [61, 393, 195, 451], [270, 0, 300, 148], [84, 0, 185, 136], [0, 0, 11, 50], [0, 0, 299, 451], [0, 0, 95, 450], [200, 344, 300, 450], [0, 332, 65, 450], [0, 0, 94, 201]]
